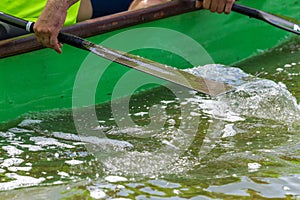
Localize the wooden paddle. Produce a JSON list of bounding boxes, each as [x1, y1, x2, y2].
[[199, 0, 300, 35], [0, 12, 234, 96]]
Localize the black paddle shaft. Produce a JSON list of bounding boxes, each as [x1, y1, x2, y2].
[[0, 11, 93, 50]]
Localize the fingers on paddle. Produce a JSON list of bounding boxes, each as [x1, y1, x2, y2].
[[202, 0, 211, 10], [195, 1, 202, 8], [50, 35, 62, 54], [202, 0, 234, 14], [33, 25, 62, 54], [224, 0, 234, 14], [210, 0, 219, 12]]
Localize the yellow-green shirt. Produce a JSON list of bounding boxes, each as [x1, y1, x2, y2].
[[0, 0, 80, 25]]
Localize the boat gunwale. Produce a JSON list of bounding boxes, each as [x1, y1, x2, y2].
[[0, 0, 197, 58]]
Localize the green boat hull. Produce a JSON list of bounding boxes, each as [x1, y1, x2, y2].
[[0, 0, 299, 123]]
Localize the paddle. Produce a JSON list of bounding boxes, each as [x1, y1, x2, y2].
[[0, 12, 234, 96], [199, 0, 300, 35]]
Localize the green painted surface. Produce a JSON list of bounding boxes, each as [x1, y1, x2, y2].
[[0, 0, 299, 123]]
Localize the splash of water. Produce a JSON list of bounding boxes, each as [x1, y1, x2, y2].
[[186, 64, 300, 124]]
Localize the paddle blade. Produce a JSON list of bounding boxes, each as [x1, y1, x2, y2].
[[267, 12, 300, 35], [258, 11, 300, 35], [89, 44, 234, 96], [232, 4, 300, 35]]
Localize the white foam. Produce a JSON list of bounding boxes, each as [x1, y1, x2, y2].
[[18, 144, 44, 151], [198, 99, 245, 122], [7, 166, 32, 172], [133, 112, 148, 116], [0, 132, 15, 138], [0, 173, 45, 191], [30, 136, 75, 149], [8, 128, 34, 134], [65, 160, 84, 165], [221, 124, 237, 138], [57, 171, 69, 177], [52, 132, 133, 151], [2, 146, 23, 156], [160, 100, 175, 104], [284, 64, 292, 68], [248, 163, 262, 172], [88, 186, 106, 199], [185, 64, 250, 86], [53, 180, 65, 185], [1, 158, 24, 168], [105, 175, 128, 183], [18, 119, 43, 127]]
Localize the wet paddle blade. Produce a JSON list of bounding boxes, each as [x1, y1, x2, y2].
[[232, 4, 300, 35], [89, 44, 234, 96]]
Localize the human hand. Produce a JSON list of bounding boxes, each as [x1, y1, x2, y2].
[[33, 0, 68, 53], [196, 0, 235, 14]]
